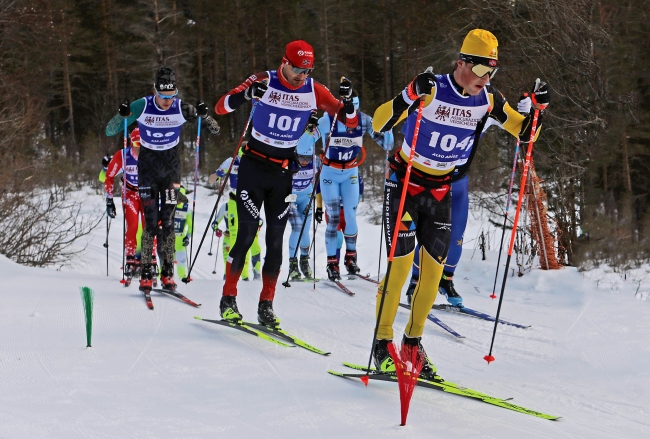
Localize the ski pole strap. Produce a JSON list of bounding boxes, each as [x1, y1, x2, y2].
[[321, 146, 366, 169], [243, 144, 298, 171]]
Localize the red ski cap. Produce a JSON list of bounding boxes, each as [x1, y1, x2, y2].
[[283, 40, 314, 69], [130, 128, 140, 146]]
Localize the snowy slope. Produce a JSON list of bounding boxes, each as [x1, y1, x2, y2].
[[1, 185, 649, 438]]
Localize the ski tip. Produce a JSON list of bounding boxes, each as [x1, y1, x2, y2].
[[360, 375, 369, 386], [484, 355, 495, 364], [119, 279, 127, 284], [193, 316, 202, 321]]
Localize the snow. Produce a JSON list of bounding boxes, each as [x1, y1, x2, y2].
[[1, 184, 649, 438]]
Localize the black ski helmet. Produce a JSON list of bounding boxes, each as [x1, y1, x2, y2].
[[155, 66, 177, 92]]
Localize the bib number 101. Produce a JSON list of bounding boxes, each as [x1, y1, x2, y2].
[[429, 131, 471, 151], [268, 113, 302, 132]]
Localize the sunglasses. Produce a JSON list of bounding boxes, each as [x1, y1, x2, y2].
[[470, 63, 498, 79], [297, 154, 313, 164], [290, 64, 313, 76], [154, 87, 178, 100]]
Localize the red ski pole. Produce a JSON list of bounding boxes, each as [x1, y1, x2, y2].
[[484, 92, 546, 364]]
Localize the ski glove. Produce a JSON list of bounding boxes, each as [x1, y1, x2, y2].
[[175, 188, 188, 205], [182, 236, 190, 247], [106, 198, 117, 218], [101, 154, 113, 169], [315, 207, 323, 224], [203, 116, 221, 135], [215, 228, 223, 238], [306, 110, 319, 133], [339, 77, 353, 99], [245, 81, 268, 100], [531, 79, 551, 108], [196, 101, 209, 118], [408, 68, 436, 99], [517, 95, 532, 114], [119, 100, 130, 118]]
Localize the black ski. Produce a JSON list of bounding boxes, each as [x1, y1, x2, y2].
[[399, 303, 464, 338], [432, 304, 530, 329], [152, 288, 201, 307]]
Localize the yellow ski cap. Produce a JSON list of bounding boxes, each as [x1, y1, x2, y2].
[[459, 29, 499, 63]]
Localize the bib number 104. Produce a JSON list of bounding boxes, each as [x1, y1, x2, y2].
[[429, 131, 471, 151], [268, 113, 302, 132]]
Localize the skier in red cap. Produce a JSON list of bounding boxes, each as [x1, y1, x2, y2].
[[214, 39, 358, 326]]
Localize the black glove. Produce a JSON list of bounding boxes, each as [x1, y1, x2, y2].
[[410, 68, 436, 97], [339, 77, 353, 99], [245, 81, 268, 100], [119, 100, 130, 118], [106, 198, 116, 218], [175, 188, 188, 204], [306, 111, 319, 133], [204, 116, 221, 135], [196, 101, 209, 118], [182, 236, 190, 247], [315, 207, 323, 224], [531, 79, 551, 108], [101, 155, 112, 169]]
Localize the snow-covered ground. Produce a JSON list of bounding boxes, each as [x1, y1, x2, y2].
[[1, 184, 649, 438]]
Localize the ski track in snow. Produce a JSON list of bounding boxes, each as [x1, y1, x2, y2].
[[0, 185, 649, 438]]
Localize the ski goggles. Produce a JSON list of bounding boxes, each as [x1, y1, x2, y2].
[[297, 154, 313, 165], [290, 64, 313, 76], [459, 54, 499, 79], [154, 87, 179, 100]]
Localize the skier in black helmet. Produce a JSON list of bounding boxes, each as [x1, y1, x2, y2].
[[105, 66, 220, 294]]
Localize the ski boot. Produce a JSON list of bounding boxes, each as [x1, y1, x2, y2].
[[219, 295, 242, 322], [438, 274, 463, 307], [160, 264, 176, 291], [257, 300, 280, 327], [402, 334, 438, 381], [373, 339, 395, 373], [326, 256, 341, 281], [288, 257, 301, 280], [405, 279, 417, 305], [344, 251, 361, 275], [139, 264, 154, 293], [124, 255, 137, 279], [299, 255, 313, 279]]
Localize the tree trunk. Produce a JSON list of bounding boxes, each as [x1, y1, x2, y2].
[[62, 40, 76, 160], [622, 126, 632, 193]]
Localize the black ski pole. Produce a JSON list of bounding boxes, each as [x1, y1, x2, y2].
[[208, 230, 215, 256], [485, 103, 544, 364], [120, 118, 127, 284], [188, 117, 202, 268], [212, 234, 221, 274], [104, 216, 111, 276], [377, 149, 390, 280], [182, 99, 259, 283]]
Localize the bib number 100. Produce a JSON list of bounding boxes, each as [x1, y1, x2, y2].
[[428, 131, 471, 151], [268, 113, 302, 132]]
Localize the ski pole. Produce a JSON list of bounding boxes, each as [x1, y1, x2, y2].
[[212, 234, 221, 274], [364, 68, 431, 383], [208, 229, 215, 255], [188, 117, 201, 268], [182, 99, 259, 283], [484, 99, 544, 364], [490, 97, 527, 299], [377, 148, 390, 280], [282, 86, 344, 288], [120, 118, 127, 284], [104, 216, 111, 276]]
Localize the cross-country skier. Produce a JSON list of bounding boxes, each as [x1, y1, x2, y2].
[[103, 128, 146, 277], [210, 155, 262, 282], [370, 29, 550, 379], [105, 66, 220, 293], [287, 114, 320, 280], [174, 185, 192, 281], [301, 93, 393, 281], [214, 39, 358, 325]]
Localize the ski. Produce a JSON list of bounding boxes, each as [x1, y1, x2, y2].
[[289, 278, 321, 283], [152, 288, 201, 307], [330, 364, 559, 420], [243, 322, 331, 355], [432, 304, 530, 329], [325, 280, 355, 296], [194, 316, 293, 347], [351, 273, 380, 284], [142, 289, 154, 310], [399, 303, 464, 339]]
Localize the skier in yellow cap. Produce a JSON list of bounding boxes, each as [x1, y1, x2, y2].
[[370, 29, 551, 379]]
